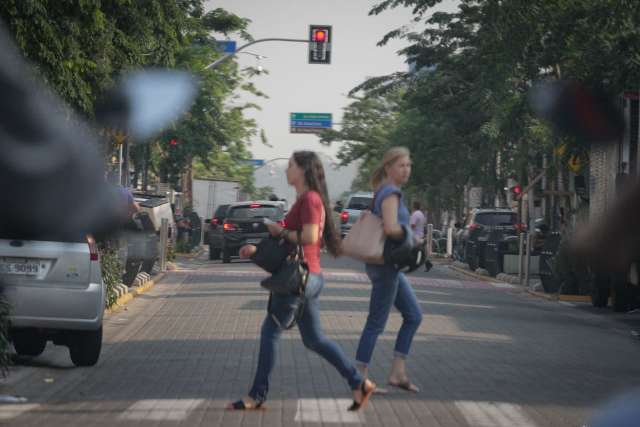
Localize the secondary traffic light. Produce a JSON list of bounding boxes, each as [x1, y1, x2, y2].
[[309, 25, 332, 64]]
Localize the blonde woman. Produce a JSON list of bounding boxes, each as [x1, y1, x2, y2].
[[355, 147, 423, 392]]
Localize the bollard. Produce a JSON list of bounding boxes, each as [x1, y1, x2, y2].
[[518, 232, 525, 285], [426, 224, 434, 257], [159, 218, 169, 272], [447, 228, 453, 257], [524, 232, 532, 288], [200, 217, 206, 249]]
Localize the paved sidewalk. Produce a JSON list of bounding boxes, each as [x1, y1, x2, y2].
[[1, 253, 640, 426]]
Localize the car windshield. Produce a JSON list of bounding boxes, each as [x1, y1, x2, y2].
[[228, 205, 282, 219], [215, 206, 229, 218], [347, 197, 372, 210], [475, 213, 518, 226]]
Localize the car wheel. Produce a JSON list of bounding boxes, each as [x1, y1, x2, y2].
[[69, 327, 102, 367], [141, 259, 155, 273], [466, 246, 478, 271], [222, 247, 231, 264], [12, 330, 46, 357], [209, 246, 221, 261], [123, 260, 142, 285], [591, 272, 610, 308]]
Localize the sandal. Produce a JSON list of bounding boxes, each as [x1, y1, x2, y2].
[[348, 380, 376, 411], [387, 380, 419, 393], [226, 399, 265, 411]]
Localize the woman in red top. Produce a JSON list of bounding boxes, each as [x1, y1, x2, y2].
[[227, 151, 375, 411]]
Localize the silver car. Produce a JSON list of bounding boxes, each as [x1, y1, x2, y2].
[[338, 192, 374, 238], [0, 234, 104, 366]]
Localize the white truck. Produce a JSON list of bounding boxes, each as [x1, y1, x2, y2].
[[192, 178, 241, 221]]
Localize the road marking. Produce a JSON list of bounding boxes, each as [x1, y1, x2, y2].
[[294, 398, 364, 424], [119, 399, 204, 421], [418, 300, 496, 309], [454, 401, 537, 427], [0, 403, 40, 420]]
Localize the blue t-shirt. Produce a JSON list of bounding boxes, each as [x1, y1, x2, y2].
[[372, 184, 410, 225]]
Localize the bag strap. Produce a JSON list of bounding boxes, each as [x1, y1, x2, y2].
[[295, 230, 305, 260]]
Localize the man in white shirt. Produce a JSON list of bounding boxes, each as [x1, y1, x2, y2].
[[410, 201, 426, 242]]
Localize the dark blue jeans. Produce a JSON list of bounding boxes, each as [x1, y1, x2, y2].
[[249, 274, 363, 403], [356, 263, 423, 365]]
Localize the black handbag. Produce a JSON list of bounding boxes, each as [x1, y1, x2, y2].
[[259, 231, 309, 330], [260, 231, 309, 296], [251, 236, 290, 273]]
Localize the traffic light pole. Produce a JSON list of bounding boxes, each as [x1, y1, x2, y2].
[[204, 38, 310, 70]]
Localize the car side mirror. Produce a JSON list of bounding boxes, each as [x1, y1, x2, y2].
[[334, 206, 343, 213]]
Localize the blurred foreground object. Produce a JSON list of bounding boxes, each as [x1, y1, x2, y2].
[[530, 81, 636, 272], [530, 80, 624, 144], [0, 24, 196, 240]]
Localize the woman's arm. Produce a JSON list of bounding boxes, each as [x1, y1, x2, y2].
[[266, 222, 319, 245], [381, 195, 405, 240]]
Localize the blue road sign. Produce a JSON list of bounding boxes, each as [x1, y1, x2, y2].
[[240, 159, 265, 167], [290, 113, 332, 133], [217, 40, 237, 53]]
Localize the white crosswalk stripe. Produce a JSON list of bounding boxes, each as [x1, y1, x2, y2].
[[119, 399, 205, 421], [0, 403, 40, 420], [295, 398, 365, 424], [455, 401, 537, 427]]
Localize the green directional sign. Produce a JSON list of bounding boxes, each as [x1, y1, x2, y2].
[[290, 113, 332, 134]]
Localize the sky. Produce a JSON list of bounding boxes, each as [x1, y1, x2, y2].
[[205, 0, 460, 164]]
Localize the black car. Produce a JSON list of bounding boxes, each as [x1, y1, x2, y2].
[[458, 209, 524, 272], [220, 201, 286, 263], [207, 204, 230, 260]]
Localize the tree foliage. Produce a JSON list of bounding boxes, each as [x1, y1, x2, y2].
[[326, 0, 640, 214]]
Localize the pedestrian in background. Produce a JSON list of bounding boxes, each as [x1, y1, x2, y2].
[[355, 146, 423, 393], [410, 201, 426, 244], [227, 151, 375, 411]]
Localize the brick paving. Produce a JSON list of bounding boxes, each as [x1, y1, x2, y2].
[[1, 253, 640, 426]]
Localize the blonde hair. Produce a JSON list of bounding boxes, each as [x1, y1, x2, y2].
[[370, 146, 411, 190]]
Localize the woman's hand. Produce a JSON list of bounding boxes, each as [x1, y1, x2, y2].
[[239, 244, 257, 259], [266, 222, 283, 237]]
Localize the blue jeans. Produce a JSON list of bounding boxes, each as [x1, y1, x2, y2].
[[356, 264, 423, 365], [249, 274, 363, 403]]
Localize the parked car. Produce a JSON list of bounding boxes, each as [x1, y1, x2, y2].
[[0, 233, 104, 366], [458, 208, 524, 271], [221, 201, 286, 263], [116, 192, 176, 285], [336, 192, 374, 238], [207, 204, 230, 260]]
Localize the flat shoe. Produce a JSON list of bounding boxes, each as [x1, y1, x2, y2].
[[387, 380, 419, 393], [226, 399, 265, 411], [348, 380, 376, 411]]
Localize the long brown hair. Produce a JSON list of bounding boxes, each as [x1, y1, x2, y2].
[[370, 146, 411, 190], [292, 151, 341, 256]]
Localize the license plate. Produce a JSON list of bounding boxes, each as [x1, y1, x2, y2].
[[246, 239, 262, 245], [0, 260, 40, 276]]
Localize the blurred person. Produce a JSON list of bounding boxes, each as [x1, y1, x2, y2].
[[227, 151, 375, 411], [355, 147, 423, 393]]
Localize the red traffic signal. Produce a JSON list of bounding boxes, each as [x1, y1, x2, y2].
[[309, 25, 332, 64], [312, 29, 327, 42]]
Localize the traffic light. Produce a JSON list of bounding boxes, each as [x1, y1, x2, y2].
[[510, 184, 522, 199], [309, 25, 332, 64]]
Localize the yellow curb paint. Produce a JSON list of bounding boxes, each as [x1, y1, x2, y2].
[[558, 294, 592, 303], [104, 272, 165, 315], [448, 265, 503, 284], [526, 289, 558, 301]]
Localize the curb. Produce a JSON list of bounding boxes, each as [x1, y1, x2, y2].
[[448, 264, 504, 284], [105, 271, 165, 315], [524, 289, 592, 303], [176, 247, 204, 259]]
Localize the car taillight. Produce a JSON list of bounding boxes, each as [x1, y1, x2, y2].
[[469, 223, 481, 231], [340, 211, 349, 224], [277, 220, 286, 227], [249, 203, 262, 208], [514, 223, 527, 233], [212, 218, 219, 225], [223, 221, 236, 231], [87, 235, 99, 261]]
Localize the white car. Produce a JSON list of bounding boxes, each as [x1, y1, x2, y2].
[[0, 234, 105, 366]]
